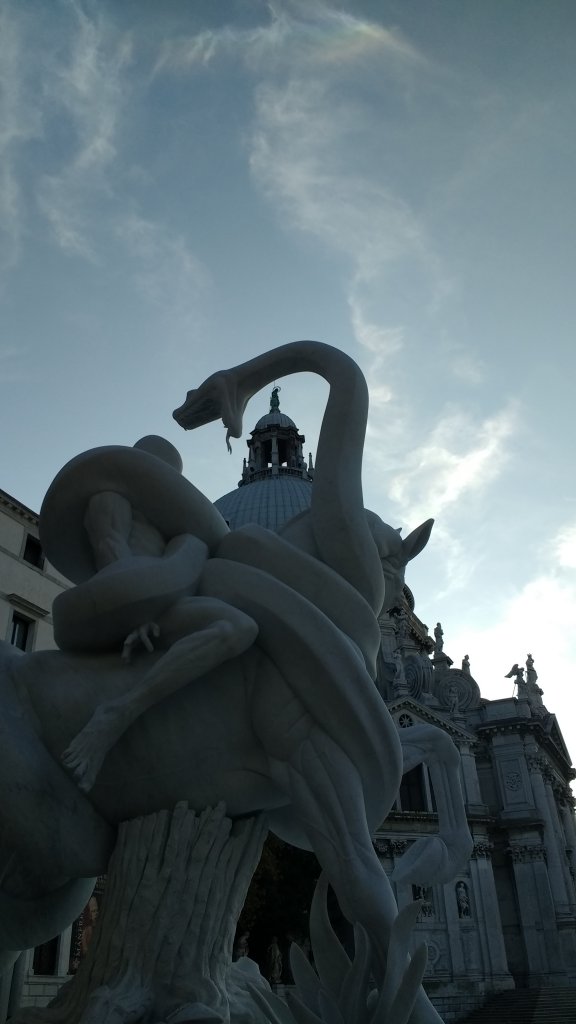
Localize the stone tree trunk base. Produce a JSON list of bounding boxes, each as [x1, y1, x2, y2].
[[15, 803, 267, 1024]]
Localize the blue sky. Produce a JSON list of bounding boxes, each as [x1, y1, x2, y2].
[[2, 0, 576, 759]]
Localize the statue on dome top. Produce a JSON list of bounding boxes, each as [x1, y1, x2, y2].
[[270, 385, 281, 412]]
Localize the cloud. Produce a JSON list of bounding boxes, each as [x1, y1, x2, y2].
[[153, 1, 441, 405], [250, 76, 432, 278], [348, 296, 404, 406], [235, 6, 449, 409], [153, 21, 279, 76], [445, 574, 576, 737], [153, 1, 436, 312], [249, 72, 444, 389], [0, 5, 43, 274], [0, 1, 211, 341], [114, 213, 210, 330], [36, 3, 132, 258], [444, 344, 485, 386], [551, 522, 576, 571], [387, 403, 517, 524], [154, 1, 424, 77]]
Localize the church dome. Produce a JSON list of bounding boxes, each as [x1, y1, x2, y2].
[[253, 410, 297, 431], [214, 387, 313, 531], [214, 475, 312, 531]]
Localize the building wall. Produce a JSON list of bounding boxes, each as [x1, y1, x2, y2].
[[376, 607, 576, 1020], [0, 488, 68, 653], [0, 489, 74, 1020]]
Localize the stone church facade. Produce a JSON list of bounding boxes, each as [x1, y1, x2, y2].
[[373, 598, 576, 1019], [1, 399, 575, 1022]]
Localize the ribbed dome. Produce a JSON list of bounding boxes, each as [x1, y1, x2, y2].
[[253, 410, 297, 431], [214, 476, 312, 532]]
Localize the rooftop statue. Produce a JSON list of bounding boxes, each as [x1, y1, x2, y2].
[[0, 342, 472, 1024]]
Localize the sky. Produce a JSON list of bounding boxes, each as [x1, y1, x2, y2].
[[1, 0, 576, 763]]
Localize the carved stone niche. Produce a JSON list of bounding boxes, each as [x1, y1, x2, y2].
[[412, 884, 435, 921], [496, 753, 532, 811], [455, 880, 472, 919], [437, 670, 481, 714]]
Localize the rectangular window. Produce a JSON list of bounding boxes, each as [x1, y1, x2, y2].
[[10, 613, 31, 651], [398, 765, 427, 812], [23, 534, 44, 569], [33, 937, 58, 976]]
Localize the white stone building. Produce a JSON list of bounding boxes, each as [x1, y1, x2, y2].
[[374, 601, 576, 1020], [2, 397, 576, 1022], [0, 487, 66, 655], [0, 488, 73, 1019]]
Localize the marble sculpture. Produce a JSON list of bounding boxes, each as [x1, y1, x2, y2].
[[0, 342, 472, 1024]]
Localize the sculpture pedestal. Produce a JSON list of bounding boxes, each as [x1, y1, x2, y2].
[[15, 803, 267, 1024]]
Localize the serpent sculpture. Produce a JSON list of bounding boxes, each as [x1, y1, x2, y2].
[[0, 342, 471, 1024]]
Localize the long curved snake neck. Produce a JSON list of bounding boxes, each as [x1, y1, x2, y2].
[[173, 341, 385, 615]]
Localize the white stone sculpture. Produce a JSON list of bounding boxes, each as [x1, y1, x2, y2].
[[0, 342, 472, 1024], [255, 876, 428, 1024]]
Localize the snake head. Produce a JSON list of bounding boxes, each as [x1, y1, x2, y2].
[[173, 371, 245, 442]]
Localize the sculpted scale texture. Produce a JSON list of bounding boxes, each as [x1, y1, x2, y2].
[[0, 342, 472, 1024]]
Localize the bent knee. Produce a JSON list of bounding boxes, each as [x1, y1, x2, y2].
[[218, 613, 258, 655]]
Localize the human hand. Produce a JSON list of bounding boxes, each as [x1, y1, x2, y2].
[[122, 623, 160, 663]]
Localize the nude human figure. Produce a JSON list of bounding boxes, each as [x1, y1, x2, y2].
[[61, 438, 258, 793]]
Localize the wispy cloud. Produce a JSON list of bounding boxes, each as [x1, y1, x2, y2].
[[153, 1, 444, 400], [348, 296, 404, 406], [36, 3, 132, 258], [154, 1, 424, 77], [551, 522, 576, 571], [115, 213, 210, 330], [250, 76, 432, 279], [388, 403, 517, 524], [368, 400, 519, 600], [248, 71, 443, 404], [0, 5, 43, 274], [154, 22, 277, 76], [236, 6, 446, 402], [445, 573, 576, 733]]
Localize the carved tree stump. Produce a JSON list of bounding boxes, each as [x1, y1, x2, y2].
[[15, 804, 267, 1024]]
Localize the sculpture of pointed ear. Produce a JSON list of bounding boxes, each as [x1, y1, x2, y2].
[[401, 518, 434, 564]]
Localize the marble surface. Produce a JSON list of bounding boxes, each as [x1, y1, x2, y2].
[[1, 343, 472, 1024]]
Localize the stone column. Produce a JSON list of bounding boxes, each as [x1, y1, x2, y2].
[[0, 967, 13, 1024], [527, 755, 571, 914], [459, 742, 485, 813], [507, 842, 565, 985], [559, 795, 576, 890], [443, 881, 467, 978], [271, 435, 279, 475], [56, 926, 73, 978], [6, 955, 27, 1021], [469, 843, 512, 989], [545, 778, 576, 911]]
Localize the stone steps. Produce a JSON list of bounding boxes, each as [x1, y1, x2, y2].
[[459, 987, 576, 1023]]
